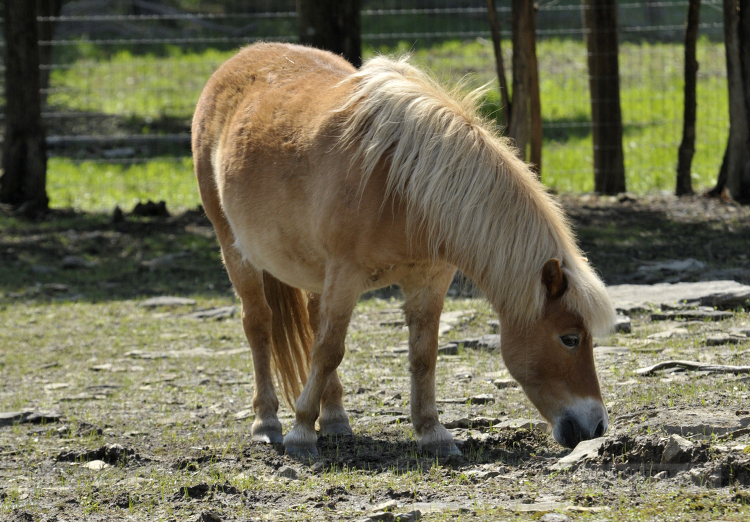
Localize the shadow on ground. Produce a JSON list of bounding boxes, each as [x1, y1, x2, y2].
[[1, 194, 749, 302]]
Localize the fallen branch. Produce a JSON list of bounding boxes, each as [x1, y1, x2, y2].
[[636, 360, 750, 376]]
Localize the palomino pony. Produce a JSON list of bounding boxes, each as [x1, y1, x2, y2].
[[192, 42, 616, 457]]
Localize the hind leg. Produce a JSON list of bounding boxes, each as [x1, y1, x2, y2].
[[221, 248, 283, 444], [284, 265, 358, 456], [401, 265, 461, 456], [307, 293, 353, 437]]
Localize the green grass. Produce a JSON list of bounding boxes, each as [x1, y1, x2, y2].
[[45, 38, 729, 212]]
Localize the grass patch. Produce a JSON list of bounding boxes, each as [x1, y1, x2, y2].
[[45, 38, 728, 212]]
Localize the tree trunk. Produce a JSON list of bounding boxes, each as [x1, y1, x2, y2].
[[676, 0, 701, 196], [38, 0, 63, 106], [0, 0, 48, 214], [582, 0, 626, 194], [486, 0, 510, 129], [710, 0, 750, 202], [508, 0, 542, 176], [297, 0, 362, 68], [527, 3, 542, 177]]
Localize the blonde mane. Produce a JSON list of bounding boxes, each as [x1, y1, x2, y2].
[[337, 56, 615, 336]]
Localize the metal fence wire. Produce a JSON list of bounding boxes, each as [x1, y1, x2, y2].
[[0, 0, 730, 210]]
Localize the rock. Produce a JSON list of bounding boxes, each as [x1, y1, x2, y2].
[[465, 469, 501, 480], [395, 511, 421, 521], [493, 419, 549, 432], [608, 281, 750, 313], [614, 314, 632, 333], [540, 514, 572, 522], [594, 346, 630, 356], [184, 306, 237, 320], [196, 512, 223, 522], [83, 460, 109, 470], [374, 500, 398, 512], [443, 416, 502, 429], [651, 309, 733, 322], [648, 328, 689, 340], [635, 258, 706, 283], [0, 410, 62, 427], [276, 466, 299, 480], [61, 255, 95, 269], [661, 434, 694, 464], [652, 470, 669, 481], [511, 501, 570, 513], [550, 437, 608, 471], [456, 335, 501, 351], [140, 296, 196, 308], [491, 378, 518, 389], [641, 408, 750, 439], [438, 310, 475, 336], [233, 409, 253, 421], [437, 343, 458, 355], [706, 333, 748, 346], [468, 394, 495, 405], [368, 511, 394, 521]]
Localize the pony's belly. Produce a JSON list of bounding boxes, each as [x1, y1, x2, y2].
[[232, 227, 327, 294]]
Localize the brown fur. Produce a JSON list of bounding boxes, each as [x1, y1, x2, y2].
[[192, 42, 616, 452]]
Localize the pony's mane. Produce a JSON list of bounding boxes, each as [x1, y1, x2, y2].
[[337, 56, 615, 335]]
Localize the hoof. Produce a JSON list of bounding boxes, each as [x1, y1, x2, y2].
[[252, 430, 283, 444], [319, 421, 353, 437], [285, 443, 319, 459], [421, 442, 462, 457]]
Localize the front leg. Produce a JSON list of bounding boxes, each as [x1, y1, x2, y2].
[[401, 266, 461, 456], [283, 267, 359, 457]]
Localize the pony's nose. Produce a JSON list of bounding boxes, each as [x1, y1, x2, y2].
[[554, 408, 608, 448], [594, 419, 606, 438]]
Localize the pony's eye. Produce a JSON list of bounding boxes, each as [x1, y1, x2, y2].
[[559, 334, 580, 349]]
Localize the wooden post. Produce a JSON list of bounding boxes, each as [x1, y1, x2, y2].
[[710, 0, 750, 201], [508, 0, 542, 177], [582, 0, 626, 194], [676, 0, 701, 196], [0, 0, 48, 214], [297, 0, 362, 67]]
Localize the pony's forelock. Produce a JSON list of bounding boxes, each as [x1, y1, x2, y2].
[[337, 55, 615, 335]]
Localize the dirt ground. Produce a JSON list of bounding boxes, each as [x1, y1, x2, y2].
[[1, 194, 749, 521]]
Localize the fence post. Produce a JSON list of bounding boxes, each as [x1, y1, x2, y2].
[[297, 0, 362, 67], [0, 0, 48, 215], [582, 0, 626, 195]]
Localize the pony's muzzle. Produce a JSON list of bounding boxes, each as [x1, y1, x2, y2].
[[552, 397, 608, 448]]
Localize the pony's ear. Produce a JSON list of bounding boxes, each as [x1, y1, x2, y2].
[[542, 258, 568, 300]]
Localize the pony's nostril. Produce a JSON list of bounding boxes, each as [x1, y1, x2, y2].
[[594, 419, 605, 438]]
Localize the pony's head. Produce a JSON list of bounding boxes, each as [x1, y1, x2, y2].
[[499, 258, 610, 448]]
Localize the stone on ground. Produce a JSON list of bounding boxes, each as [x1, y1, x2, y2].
[[661, 434, 694, 464], [608, 280, 750, 313], [550, 437, 607, 471]]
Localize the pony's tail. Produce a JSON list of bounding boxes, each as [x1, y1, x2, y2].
[[263, 271, 313, 410]]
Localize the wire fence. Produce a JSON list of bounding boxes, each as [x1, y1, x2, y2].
[[1, 0, 730, 210]]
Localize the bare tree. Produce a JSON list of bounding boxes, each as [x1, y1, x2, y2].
[[297, 0, 361, 67], [582, 0, 626, 194], [676, 0, 701, 196], [487, 0, 542, 175], [710, 0, 750, 202], [0, 0, 48, 215]]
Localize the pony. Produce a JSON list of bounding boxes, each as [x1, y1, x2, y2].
[[192, 42, 616, 457]]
